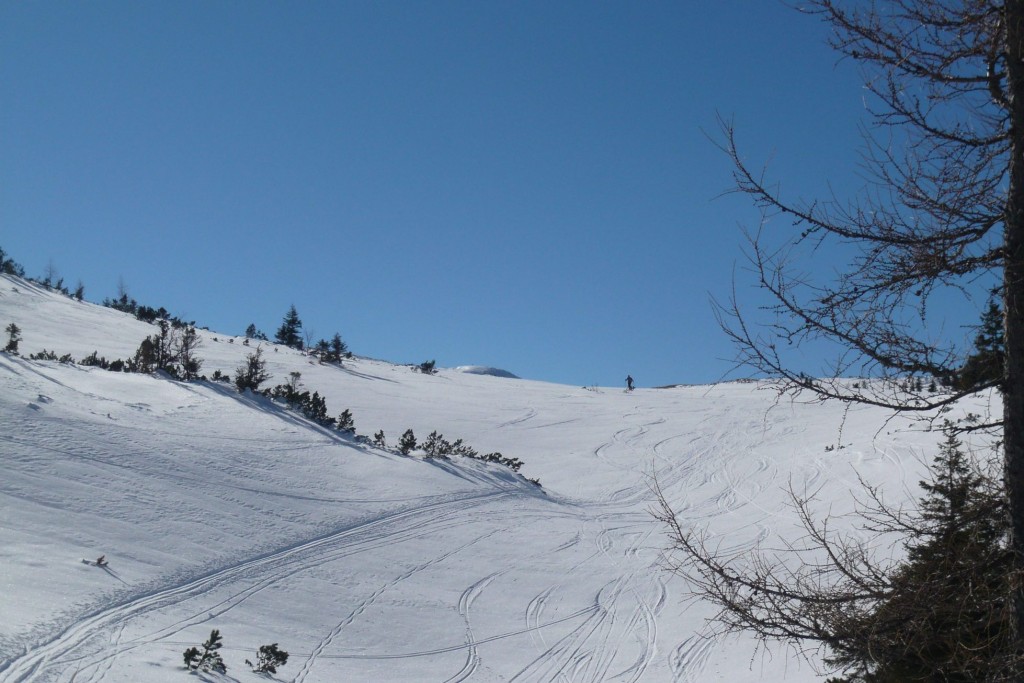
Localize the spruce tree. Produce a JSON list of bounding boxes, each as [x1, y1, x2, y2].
[[329, 333, 348, 361], [274, 305, 304, 350], [957, 298, 1005, 390], [825, 427, 1010, 681]]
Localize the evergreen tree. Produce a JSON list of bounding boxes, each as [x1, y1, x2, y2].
[[176, 326, 203, 380], [337, 409, 355, 434], [824, 427, 1010, 681], [957, 298, 1005, 391], [235, 347, 270, 392], [4, 322, 21, 354], [421, 431, 452, 459], [129, 336, 158, 373], [304, 391, 329, 423], [247, 643, 289, 674], [0, 247, 25, 277], [244, 323, 268, 341], [152, 320, 176, 374], [275, 305, 304, 349], [329, 333, 348, 361], [183, 629, 226, 673], [399, 429, 417, 455]]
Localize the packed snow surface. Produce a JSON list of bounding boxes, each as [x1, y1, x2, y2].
[[0, 274, 997, 682]]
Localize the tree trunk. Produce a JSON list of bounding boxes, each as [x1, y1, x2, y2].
[[1004, 0, 1024, 658]]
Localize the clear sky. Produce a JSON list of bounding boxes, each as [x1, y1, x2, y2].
[[1, 1, 870, 388]]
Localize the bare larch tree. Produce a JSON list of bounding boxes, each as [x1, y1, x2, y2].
[[676, 0, 1024, 673]]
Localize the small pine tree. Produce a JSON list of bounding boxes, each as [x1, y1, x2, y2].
[[182, 646, 201, 669], [247, 643, 289, 674], [129, 336, 158, 373], [421, 430, 452, 459], [235, 347, 271, 392], [176, 325, 203, 380], [305, 391, 329, 423], [245, 323, 268, 340], [275, 305, 304, 349], [183, 629, 226, 673], [314, 337, 330, 359], [0, 247, 26, 276], [73, 281, 84, 301], [337, 409, 355, 434], [329, 333, 348, 362], [399, 429, 417, 455], [373, 429, 386, 447], [150, 320, 176, 374], [4, 322, 21, 354]]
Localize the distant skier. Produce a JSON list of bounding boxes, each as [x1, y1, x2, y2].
[[626, 375, 634, 391], [95, 555, 107, 567]]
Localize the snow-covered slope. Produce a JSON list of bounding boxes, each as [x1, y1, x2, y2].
[[0, 274, 996, 682]]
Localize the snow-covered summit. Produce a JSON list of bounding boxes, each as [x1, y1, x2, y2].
[[454, 365, 520, 379]]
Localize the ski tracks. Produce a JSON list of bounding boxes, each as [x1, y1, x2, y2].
[[0, 490, 511, 683], [668, 633, 717, 683], [291, 532, 507, 683], [511, 573, 664, 683], [443, 570, 506, 683]]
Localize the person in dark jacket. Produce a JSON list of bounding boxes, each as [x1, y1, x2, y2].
[[626, 375, 634, 391]]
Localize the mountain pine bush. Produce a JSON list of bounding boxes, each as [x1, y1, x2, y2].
[[399, 429, 417, 455], [183, 629, 226, 673], [235, 347, 271, 392], [247, 643, 289, 674]]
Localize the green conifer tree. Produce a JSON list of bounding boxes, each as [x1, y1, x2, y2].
[[274, 305, 304, 349]]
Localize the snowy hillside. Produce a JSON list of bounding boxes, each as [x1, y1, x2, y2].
[[0, 274, 996, 682]]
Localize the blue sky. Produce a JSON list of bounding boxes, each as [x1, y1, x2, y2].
[[1, 1, 871, 387]]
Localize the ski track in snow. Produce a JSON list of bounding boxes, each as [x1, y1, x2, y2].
[[0, 492, 512, 683]]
